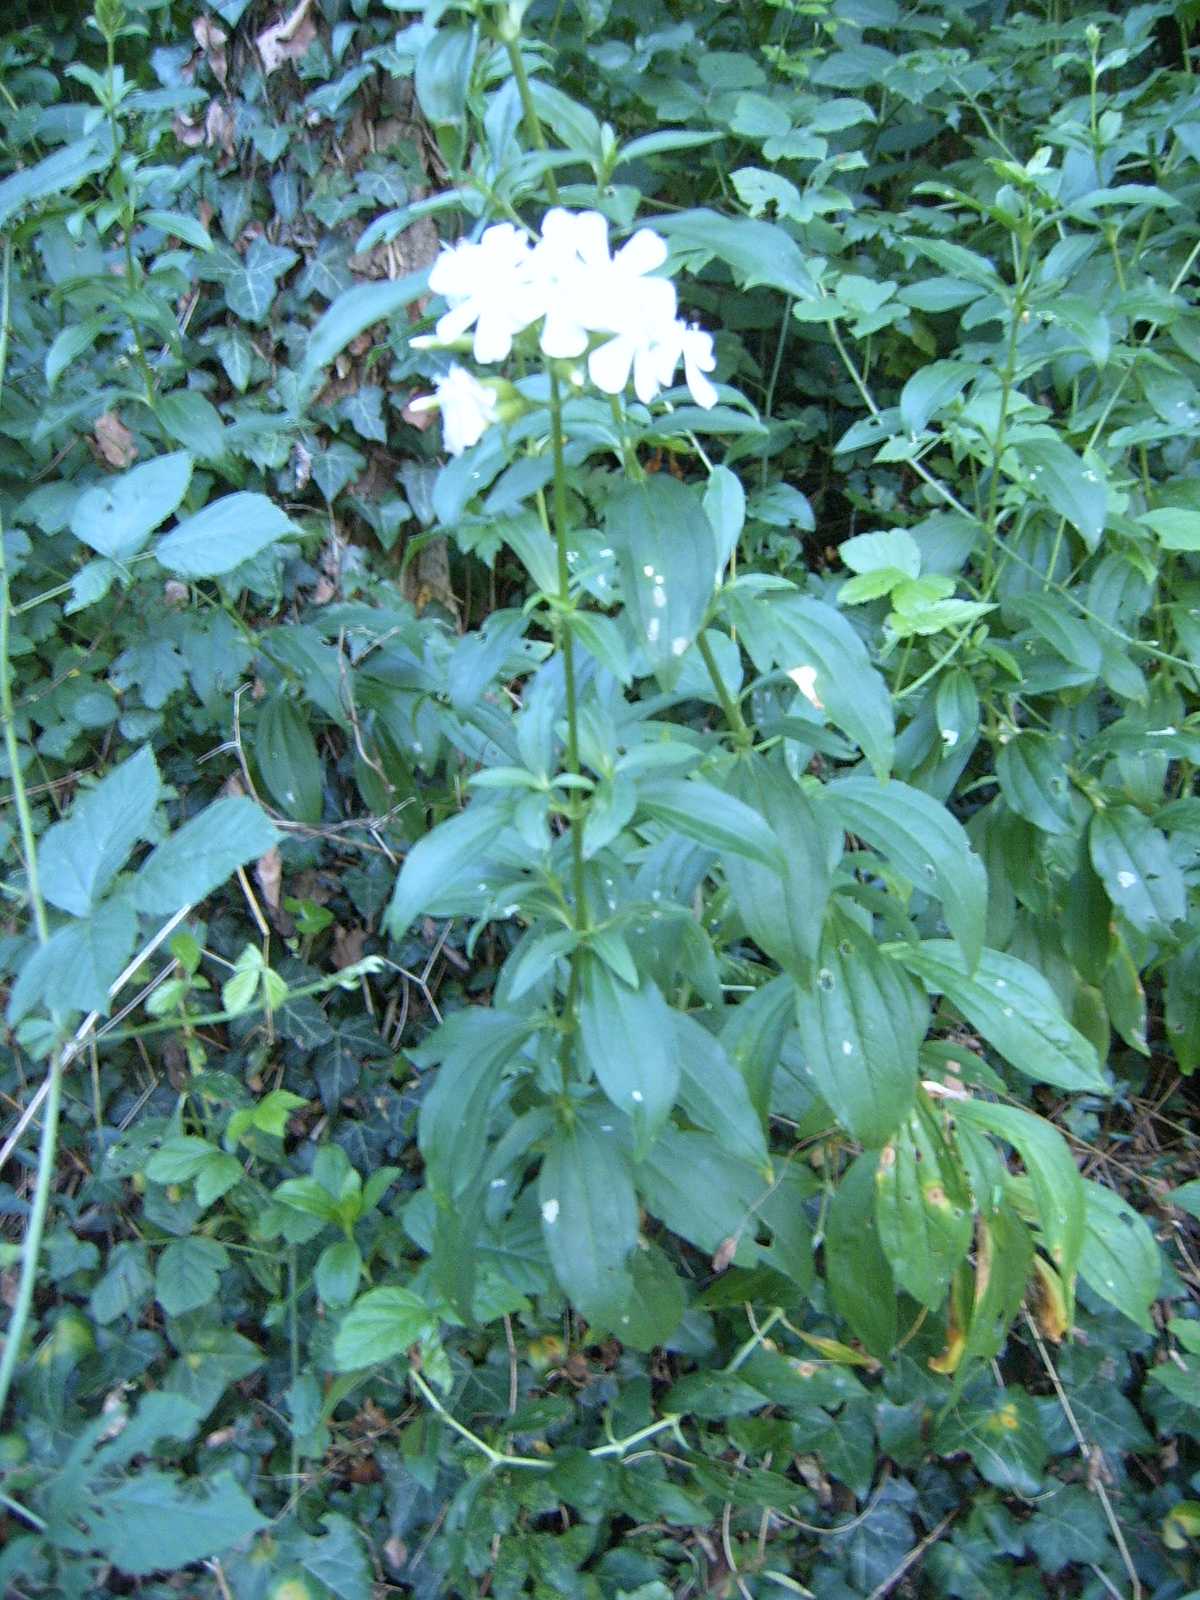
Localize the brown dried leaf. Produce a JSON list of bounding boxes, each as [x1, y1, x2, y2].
[[93, 411, 137, 468], [204, 98, 236, 157], [257, 0, 317, 75], [193, 16, 228, 86], [332, 924, 366, 970], [711, 1235, 738, 1274], [255, 847, 283, 912]]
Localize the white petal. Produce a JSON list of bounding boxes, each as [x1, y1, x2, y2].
[[684, 354, 719, 409], [632, 342, 666, 404], [614, 227, 668, 276], [540, 310, 589, 358], [588, 334, 636, 395]]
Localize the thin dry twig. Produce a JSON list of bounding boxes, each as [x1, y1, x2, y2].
[[1022, 1312, 1142, 1600], [864, 1511, 956, 1600]]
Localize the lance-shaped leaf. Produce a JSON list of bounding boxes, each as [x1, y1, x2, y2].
[[794, 912, 926, 1146], [605, 475, 717, 676], [875, 1105, 973, 1309], [1078, 1178, 1161, 1331], [724, 757, 836, 980], [638, 776, 783, 869], [415, 1009, 535, 1203], [893, 941, 1107, 1093], [1089, 806, 1185, 937], [133, 799, 279, 917], [539, 1113, 638, 1329], [383, 800, 514, 938], [725, 589, 894, 778], [579, 957, 679, 1157], [826, 775, 986, 970], [672, 1011, 769, 1172], [954, 1099, 1085, 1295], [825, 1152, 896, 1358]]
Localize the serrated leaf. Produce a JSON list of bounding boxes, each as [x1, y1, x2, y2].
[[155, 492, 298, 578], [82, 1469, 266, 1576], [70, 452, 193, 561], [155, 1236, 228, 1317], [827, 775, 987, 969], [332, 1286, 437, 1370], [893, 941, 1106, 1092], [38, 745, 160, 916], [7, 894, 137, 1022], [133, 797, 280, 916]]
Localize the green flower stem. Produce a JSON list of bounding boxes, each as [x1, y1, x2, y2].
[[981, 230, 1031, 593], [87, 967, 371, 1045], [696, 628, 752, 750], [548, 370, 588, 929], [502, 36, 560, 207]]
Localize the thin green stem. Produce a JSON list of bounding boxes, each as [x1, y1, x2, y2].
[[0, 242, 73, 1425], [981, 234, 1030, 591], [548, 371, 587, 928], [826, 319, 975, 523], [697, 628, 752, 749], [502, 37, 560, 206]]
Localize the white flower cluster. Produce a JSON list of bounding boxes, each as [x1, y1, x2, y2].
[[412, 208, 718, 455]]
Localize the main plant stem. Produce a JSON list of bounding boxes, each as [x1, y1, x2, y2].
[[502, 36, 560, 206], [548, 371, 588, 1083]]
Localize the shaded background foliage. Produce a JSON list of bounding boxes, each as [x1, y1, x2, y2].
[[1, 0, 1200, 1597]]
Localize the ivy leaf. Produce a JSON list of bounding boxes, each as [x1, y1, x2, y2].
[[935, 1388, 1048, 1496], [202, 239, 298, 323]]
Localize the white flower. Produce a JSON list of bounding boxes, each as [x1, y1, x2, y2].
[[409, 365, 499, 455], [590, 316, 718, 409], [428, 222, 543, 364], [532, 208, 674, 359]]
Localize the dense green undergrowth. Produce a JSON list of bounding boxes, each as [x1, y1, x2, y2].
[[2, 0, 1200, 1594]]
